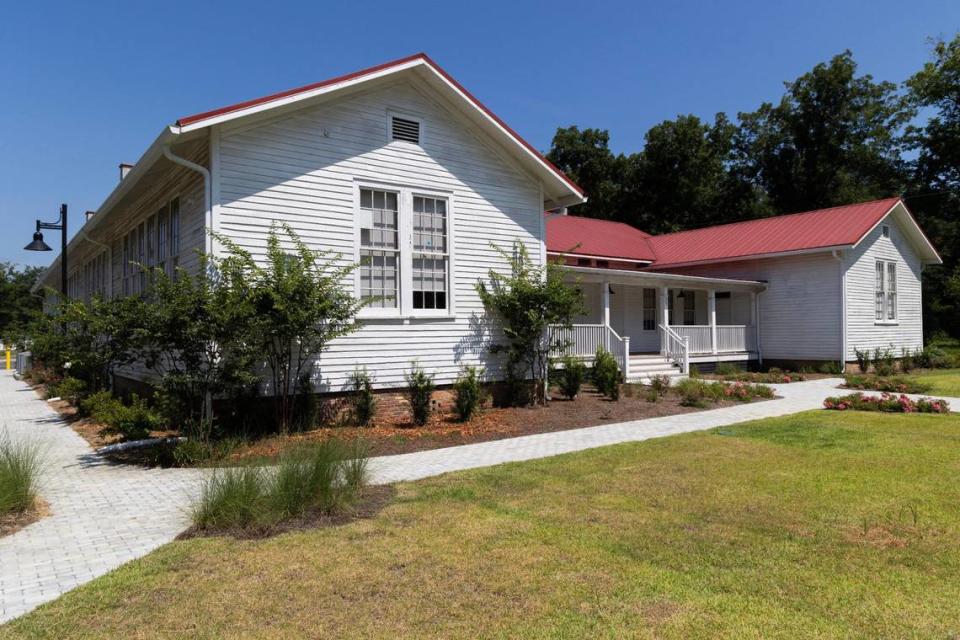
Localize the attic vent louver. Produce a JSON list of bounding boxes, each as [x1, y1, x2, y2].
[[391, 116, 420, 144]]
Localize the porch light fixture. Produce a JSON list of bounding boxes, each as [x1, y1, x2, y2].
[[677, 289, 687, 299], [24, 203, 68, 297], [608, 284, 616, 295]]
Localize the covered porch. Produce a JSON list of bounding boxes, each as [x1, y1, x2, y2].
[[551, 266, 766, 376]]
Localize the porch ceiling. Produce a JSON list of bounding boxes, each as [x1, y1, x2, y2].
[[563, 265, 766, 291]]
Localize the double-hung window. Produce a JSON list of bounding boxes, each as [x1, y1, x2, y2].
[[412, 195, 448, 310], [875, 260, 897, 322], [357, 186, 451, 315], [642, 288, 656, 331]]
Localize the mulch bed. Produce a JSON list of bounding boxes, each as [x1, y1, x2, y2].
[[176, 485, 395, 540], [227, 385, 764, 461], [0, 499, 50, 538]]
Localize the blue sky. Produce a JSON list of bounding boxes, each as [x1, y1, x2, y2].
[[1, 0, 957, 267]]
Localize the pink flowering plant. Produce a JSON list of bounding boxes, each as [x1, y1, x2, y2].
[[824, 392, 950, 414]]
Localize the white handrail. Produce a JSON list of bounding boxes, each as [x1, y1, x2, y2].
[[550, 323, 630, 378], [659, 323, 689, 374]]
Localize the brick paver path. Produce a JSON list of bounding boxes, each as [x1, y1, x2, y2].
[[2, 370, 956, 623]]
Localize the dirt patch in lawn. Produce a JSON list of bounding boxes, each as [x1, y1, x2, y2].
[[0, 499, 50, 538], [176, 484, 395, 541], [227, 385, 771, 461]]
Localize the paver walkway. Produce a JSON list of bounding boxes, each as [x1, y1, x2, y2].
[[1, 371, 956, 623]]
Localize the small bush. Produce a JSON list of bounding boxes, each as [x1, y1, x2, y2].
[[854, 347, 872, 373], [824, 392, 950, 414], [819, 361, 843, 375], [453, 366, 485, 422], [348, 368, 377, 426], [592, 347, 621, 400], [900, 347, 916, 373], [714, 362, 743, 376], [917, 345, 952, 369], [649, 374, 672, 397], [103, 394, 162, 441], [557, 356, 587, 400], [405, 362, 435, 426], [51, 377, 86, 404], [0, 438, 42, 515], [645, 388, 659, 403], [675, 378, 707, 407], [79, 390, 122, 421], [873, 347, 896, 376], [675, 378, 771, 407]]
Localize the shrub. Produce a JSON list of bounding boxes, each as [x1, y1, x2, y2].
[[405, 362, 435, 426], [917, 345, 952, 369], [0, 438, 42, 515], [842, 374, 932, 394], [592, 347, 621, 400], [675, 378, 708, 407], [51, 376, 86, 405], [645, 388, 659, 403], [873, 347, 896, 376], [557, 356, 587, 400], [854, 347, 872, 373], [78, 390, 120, 420], [715, 362, 743, 376], [649, 374, 672, 397], [819, 361, 844, 375], [348, 367, 377, 426], [675, 378, 772, 406], [900, 347, 916, 373], [103, 394, 162, 441], [824, 392, 950, 414], [453, 366, 485, 422]]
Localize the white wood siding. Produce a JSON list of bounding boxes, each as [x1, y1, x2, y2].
[[216, 79, 542, 390], [843, 216, 924, 360], [669, 253, 843, 361]]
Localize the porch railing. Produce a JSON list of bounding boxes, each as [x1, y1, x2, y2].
[[659, 324, 689, 374], [667, 324, 756, 354], [550, 324, 630, 376]]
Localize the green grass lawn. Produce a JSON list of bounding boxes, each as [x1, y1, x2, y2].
[[5, 410, 960, 638], [905, 368, 960, 397]]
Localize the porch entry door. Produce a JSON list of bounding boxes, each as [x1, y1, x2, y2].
[[623, 286, 659, 352]]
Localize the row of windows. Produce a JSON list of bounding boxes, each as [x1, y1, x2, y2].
[[121, 198, 181, 296], [67, 250, 109, 301]]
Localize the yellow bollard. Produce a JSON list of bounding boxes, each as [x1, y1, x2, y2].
[[5, 349, 10, 371]]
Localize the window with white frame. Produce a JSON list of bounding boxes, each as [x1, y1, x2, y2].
[[412, 195, 448, 310], [875, 259, 897, 321], [356, 186, 451, 314], [359, 188, 400, 308]]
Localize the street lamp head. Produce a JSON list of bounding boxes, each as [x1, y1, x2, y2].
[[24, 231, 52, 252]]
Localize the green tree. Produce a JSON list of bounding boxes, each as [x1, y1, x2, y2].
[[0, 263, 43, 345], [217, 224, 363, 434], [626, 113, 770, 233], [546, 126, 627, 218], [736, 51, 912, 213], [476, 242, 583, 405], [905, 34, 960, 337]]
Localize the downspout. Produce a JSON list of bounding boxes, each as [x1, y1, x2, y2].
[[832, 249, 846, 372], [162, 144, 212, 255], [756, 288, 764, 368]]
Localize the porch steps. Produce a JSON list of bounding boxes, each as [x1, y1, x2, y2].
[[626, 354, 686, 384]]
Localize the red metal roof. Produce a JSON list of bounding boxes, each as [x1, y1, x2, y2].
[[176, 53, 583, 197], [547, 197, 907, 268], [546, 214, 657, 262], [646, 198, 901, 268]]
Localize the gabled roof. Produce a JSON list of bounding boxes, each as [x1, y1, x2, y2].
[[546, 214, 656, 262], [546, 198, 942, 269], [174, 52, 584, 209]]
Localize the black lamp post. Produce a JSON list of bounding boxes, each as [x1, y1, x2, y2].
[[25, 203, 68, 298]]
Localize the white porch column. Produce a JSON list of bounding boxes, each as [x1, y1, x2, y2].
[[708, 289, 717, 355], [750, 291, 760, 355], [601, 281, 611, 351], [659, 286, 669, 355]]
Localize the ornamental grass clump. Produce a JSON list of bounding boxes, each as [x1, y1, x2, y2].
[[191, 439, 369, 534], [824, 392, 950, 414], [0, 438, 42, 515]]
